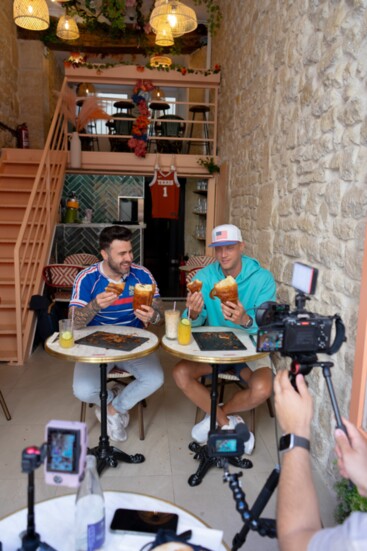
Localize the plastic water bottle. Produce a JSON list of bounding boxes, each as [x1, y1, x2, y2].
[[75, 455, 105, 551]]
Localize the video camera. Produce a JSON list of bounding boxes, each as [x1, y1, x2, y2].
[[208, 422, 251, 458], [255, 262, 346, 359]]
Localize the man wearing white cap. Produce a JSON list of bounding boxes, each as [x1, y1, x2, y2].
[[173, 224, 276, 450]]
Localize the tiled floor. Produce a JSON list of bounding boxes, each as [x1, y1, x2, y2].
[[0, 315, 337, 550]]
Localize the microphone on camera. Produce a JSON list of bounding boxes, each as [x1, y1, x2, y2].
[[235, 422, 251, 442]]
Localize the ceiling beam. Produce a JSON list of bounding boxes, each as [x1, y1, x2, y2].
[[16, 20, 207, 56]]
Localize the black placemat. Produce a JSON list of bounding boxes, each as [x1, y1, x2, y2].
[[75, 331, 149, 351], [193, 331, 247, 351]]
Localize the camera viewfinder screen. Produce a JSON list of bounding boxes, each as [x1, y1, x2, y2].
[[215, 438, 239, 453], [257, 329, 284, 352], [47, 429, 78, 473]]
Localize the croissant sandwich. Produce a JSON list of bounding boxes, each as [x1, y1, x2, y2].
[[209, 275, 238, 303], [187, 279, 203, 293], [105, 281, 125, 296]]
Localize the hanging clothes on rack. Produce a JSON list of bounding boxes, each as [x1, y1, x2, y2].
[[148, 155, 180, 220]]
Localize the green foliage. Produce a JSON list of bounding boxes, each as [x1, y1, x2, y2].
[[62, 0, 222, 37], [193, 0, 222, 35], [197, 156, 220, 174], [334, 478, 367, 524]]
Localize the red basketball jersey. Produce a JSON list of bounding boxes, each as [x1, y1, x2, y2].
[[149, 167, 180, 220]]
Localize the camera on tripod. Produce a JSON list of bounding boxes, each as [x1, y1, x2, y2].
[[208, 422, 251, 458], [255, 262, 346, 358]]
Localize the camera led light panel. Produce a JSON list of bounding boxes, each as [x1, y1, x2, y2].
[[291, 262, 318, 295]]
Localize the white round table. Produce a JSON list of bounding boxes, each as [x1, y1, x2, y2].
[[0, 491, 228, 550]]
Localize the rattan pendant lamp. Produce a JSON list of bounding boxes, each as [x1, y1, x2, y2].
[[13, 0, 50, 31], [150, 0, 198, 38], [56, 15, 80, 41]]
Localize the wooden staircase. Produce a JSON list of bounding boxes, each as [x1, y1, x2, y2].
[[0, 148, 67, 364], [0, 151, 40, 361]]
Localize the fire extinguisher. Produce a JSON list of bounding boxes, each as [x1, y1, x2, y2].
[[16, 123, 29, 149]]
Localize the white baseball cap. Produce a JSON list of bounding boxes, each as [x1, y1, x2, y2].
[[209, 224, 243, 247]]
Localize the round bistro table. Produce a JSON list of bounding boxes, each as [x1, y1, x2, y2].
[[45, 325, 159, 475]]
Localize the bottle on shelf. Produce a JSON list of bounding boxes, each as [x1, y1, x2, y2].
[[64, 192, 80, 224], [75, 455, 105, 551]]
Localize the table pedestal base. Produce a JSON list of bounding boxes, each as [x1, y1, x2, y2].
[[188, 441, 252, 486], [89, 443, 145, 476]]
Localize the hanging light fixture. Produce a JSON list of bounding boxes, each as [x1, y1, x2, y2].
[[56, 15, 80, 40], [150, 55, 172, 69], [151, 86, 166, 101], [13, 0, 50, 31], [150, 0, 197, 38], [76, 83, 96, 97], [155, 22, 174, 47]]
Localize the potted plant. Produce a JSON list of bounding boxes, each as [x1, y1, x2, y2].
[[197, 156, 220, 174], [334, 477, 367, 523], [59, 87, 109, 168]]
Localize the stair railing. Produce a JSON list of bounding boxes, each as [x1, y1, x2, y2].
[[13, 79, 69, 363]]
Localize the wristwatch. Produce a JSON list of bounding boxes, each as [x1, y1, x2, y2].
[[242, 315, 253, 329], [279, 434, 310, 453], [151, 310, 161, 325]]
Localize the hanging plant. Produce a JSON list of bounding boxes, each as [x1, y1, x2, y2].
[[193, 0, 222, 35]]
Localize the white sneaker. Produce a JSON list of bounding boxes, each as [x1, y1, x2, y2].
[[109, 384, 130, 427], [94, 407, 128, 441], [221, 415, 255, 455], [191, 413, 216, 444]]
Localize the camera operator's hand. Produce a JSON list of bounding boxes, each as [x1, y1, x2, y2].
[[335, 417, 367, 497], [274, 371, 313, 439], [186, 290, 204, 320]]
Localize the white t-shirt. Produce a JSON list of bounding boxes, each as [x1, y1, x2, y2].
[[308, 512, 367, 551]]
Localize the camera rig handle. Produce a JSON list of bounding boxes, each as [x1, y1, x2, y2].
[[222, 462, 279, 550], [290, 359, 346, 433]]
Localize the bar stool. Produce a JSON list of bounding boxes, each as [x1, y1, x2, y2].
[[148, 101, 170, 151], [187, 105, 211, 155], [113, 100, 134, 114]]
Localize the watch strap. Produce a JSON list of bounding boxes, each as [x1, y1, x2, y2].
[[279, 434, 310, 453]]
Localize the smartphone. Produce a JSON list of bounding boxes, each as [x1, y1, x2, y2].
[[110, 508, 179, 536]]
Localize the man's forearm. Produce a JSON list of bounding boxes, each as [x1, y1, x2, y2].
[[277, 449, 322, 551], [69, 301, 100, 328]]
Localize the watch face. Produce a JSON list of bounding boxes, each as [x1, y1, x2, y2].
[[279, 434, 292, 451]]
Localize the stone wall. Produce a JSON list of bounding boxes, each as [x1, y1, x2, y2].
[[0, 2, 19, 149], [212, 0, 367, 484], [1, 9, 64, 151]]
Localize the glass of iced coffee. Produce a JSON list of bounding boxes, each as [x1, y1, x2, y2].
[[133, 284, 155, 311], [165, 309, 180, 339]]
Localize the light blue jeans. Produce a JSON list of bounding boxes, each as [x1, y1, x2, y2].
[[73, 352, 164, 413]]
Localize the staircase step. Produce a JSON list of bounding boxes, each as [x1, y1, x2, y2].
[[0, 175, 36, 184], [0, 206, 26, 222], [0, 196, 30, 208]]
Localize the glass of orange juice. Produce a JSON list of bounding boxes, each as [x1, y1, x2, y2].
[[59, 319, 75, 349], [177, 318, 192, 345]]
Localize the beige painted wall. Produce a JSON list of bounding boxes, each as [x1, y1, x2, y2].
[[212, 0, 367, 486]]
